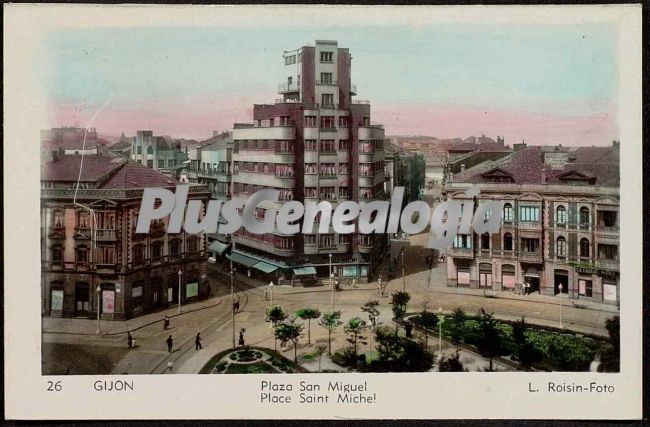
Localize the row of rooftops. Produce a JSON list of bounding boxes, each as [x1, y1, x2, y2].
[[448, 141, 620, 188]]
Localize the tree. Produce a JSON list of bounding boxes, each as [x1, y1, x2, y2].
[[475, 308, 503, 371], [418, 309, 438, 347], [600, 316, 620, 372], [344, 316, 368, 354], [511, 316, 541, 369], [267, 306, 287, 351], [296, 308, 321, 345], [274, 321, 304, 363], [512, 316, 527, 348], [318, 311, 343, 355], [391, 291, 411, 333], [374, 325, 434, 372], [314, 345, 327, 373], [361, 300, 380, 329], [438, 349, 467, 372], [450, 307, 466, 347]]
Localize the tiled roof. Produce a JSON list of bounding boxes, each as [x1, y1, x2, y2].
[[102, 162, 179, 189], [457, 145, 619, 187], [41, 129, 98, 151], [41, 155, 125, 182]]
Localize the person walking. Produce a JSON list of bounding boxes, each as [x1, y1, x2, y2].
[[127, 332, 133, 349], [163, 315, 170, 330], [195, 333, 202, 351], [166, 335, 173, 353], [238, 330, 245, 347]]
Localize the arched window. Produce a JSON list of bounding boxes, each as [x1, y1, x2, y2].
[[556, 236, 567, 257], [556, 205, 567, 226], [169, 239, 181, 258], [53, 210, 64, 228], [503, 233, 513, 251], [151, 241, 163, 261], [580, 238, 590, 258]]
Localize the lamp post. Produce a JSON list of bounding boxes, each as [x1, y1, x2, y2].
[[96, 285, 101, 334], [437, 307, 445, 365], [231, 262, 236, 349], [401, 250, 406, 292], [329, 253, 333, 310], [269, 281, 274, 305], [558, 284, 564, 329], [177, 270, 182, 314]]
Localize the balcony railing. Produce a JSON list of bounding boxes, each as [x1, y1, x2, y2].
[[278, 82, 300, 93], [96, 229, 117, 241], [315, 80, 337, 85]]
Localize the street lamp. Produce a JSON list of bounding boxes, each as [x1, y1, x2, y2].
[[558, 284, 564, 329], [96, 285, 101, 334], [401, 250, 406, 292], [177, 270, 182, 314], [437, 307, 445, 365], [269, 281, 274, 305], [231, 262, 236, 349]]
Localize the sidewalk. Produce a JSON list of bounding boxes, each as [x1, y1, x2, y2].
[[42, 297, 223, 336], [434, 282, 619, 314]]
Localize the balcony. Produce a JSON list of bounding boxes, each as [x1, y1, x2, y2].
[[278, 82, 300, 94], [74, 227, 91, 239], [96, 229, 117, 242], [315, 80, 337, 86], [448, 247, 474, 259], [48, 226, 66, 240], [518, 250, 543, 263]]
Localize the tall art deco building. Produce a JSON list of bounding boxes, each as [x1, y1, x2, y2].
[[228, 40, 388, 284]]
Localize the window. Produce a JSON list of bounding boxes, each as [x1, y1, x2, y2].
[[338, 163, 350, 174], [321, 94, 334, 107], [133, 245, 145, 263], [338, 139, 350, 150], [77, 211, 90, 229], [187, 236, 198, 254], [555, 205, 567, 226], [339, 234, 351, 245], [503, 233, 513, 251], [598, 244, 618, 260], [147, 160, 153, 168], [556, 236, 567, 257], [158, 159, 165, 169], [305, 187, 317, 198], [319, 163, 336, 176], [580, 238, 590, 258], [579, 207, 590, 228], [320, 51, 333, 63], [519, 206, 540, 222], [320, 73, 333, 84], [597, 211, 617, 228], [319, 139, 335, 152], [338, 117, 349, 128], [578, 279, 593, 297], [305, 163, 317, 174], [168, 159, 175, 167], [339, 187, 349, 198], [53, 210, 64, 228], [151, 241, 163, 261], [97, 246, 116, 265], [285, 54, 296, 65], [304, 235, 317, 245], [305, 140, 317, 151], [319, 234, 335, 247], [453, 234, 472, 249], [481, 233, 490, 250], [521, 238, 539, 253], [76, 245, 89, 263], [51, 244, 63, 264], [304, 116, 317, 128], [170, 239, 181, 258], [137, 146, 142, 155]]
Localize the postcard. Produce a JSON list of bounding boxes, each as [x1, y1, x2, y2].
[[4, 4, 643, 420]]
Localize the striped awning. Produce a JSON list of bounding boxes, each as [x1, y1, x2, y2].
[[208, 241, 229, 255], [293, 266, 317, 276], [253, 261, 279, 273]]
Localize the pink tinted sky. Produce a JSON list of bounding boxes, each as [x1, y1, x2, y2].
[[47, 97, 617, 146]]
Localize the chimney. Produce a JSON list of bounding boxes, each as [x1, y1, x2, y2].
[[541, 166, 547, 184], [612, 140, 620, 149], [213, 130, 219, 137]]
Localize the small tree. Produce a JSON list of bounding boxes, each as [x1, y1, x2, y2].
[[450, 307, 466, 347], [296, 308, 321, 345], [318, 311, 343, 355], [275, 321, 304, 363], [418, 309, 438, 347], [512, 316, 527, 348], [361, 300, 380, 329], [475, 308, 503, 371], [314, 344, 327, 373], [391, 291, 411, 333], [438, 349, 466, 372], [345, 316, 368, 354], [267, 306, 287, 351], [375, 325, 402, 364], [600, 316, 620, 372]]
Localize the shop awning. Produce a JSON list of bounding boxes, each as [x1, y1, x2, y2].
[[253, 261, 279, 274], [227, 252, 258, 268], [208, 241, 230, 255], [293, 266, 317, 276]]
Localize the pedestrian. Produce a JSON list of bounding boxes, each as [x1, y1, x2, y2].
[[166, 335, 173, 353], [264, 288, 269, 301], [405, 322, 413, 338], [525, 282, 530, 295], [195, 332, 202, 351], [127, 331, 133, 349], [163, 315, 170, 330], [238, 330, 245, 347]]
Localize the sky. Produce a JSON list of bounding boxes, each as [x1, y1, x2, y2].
[[43, 23, 618, 145]]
